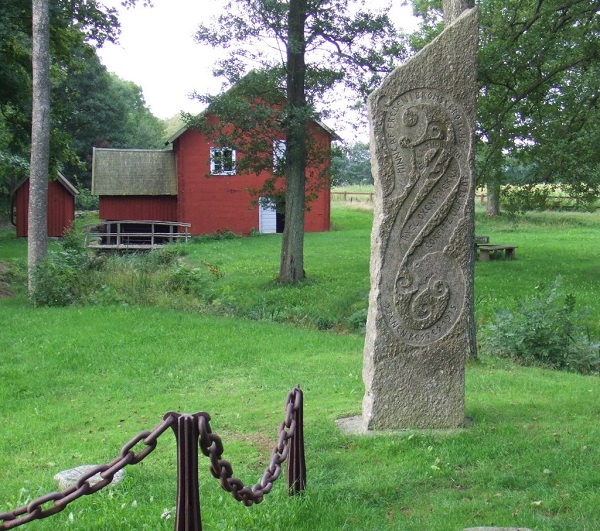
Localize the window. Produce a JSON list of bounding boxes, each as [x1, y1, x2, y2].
[[273, 140, 286, 174], [210, 147, 237, 175]]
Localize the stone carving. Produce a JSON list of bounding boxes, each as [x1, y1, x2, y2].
[[360, 7, 479, 430], [379, 88, 470, 346]]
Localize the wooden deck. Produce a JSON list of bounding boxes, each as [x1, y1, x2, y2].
[[85, 220, 191, 251]]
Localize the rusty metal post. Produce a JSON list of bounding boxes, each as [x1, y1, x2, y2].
[[170, 413, 205, 531], [287, 387, 306, 495]]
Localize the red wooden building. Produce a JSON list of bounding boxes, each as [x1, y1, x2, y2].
[[13, 171, 79, 238], [91, 119, 336, 236]]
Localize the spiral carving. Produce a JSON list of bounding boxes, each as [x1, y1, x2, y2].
[[378, 89, 471, 346]]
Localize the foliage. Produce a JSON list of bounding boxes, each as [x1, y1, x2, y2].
[[28, 225, 210, 308], [195, 0, 408, 103], [331, 141, 372, 186], [411, 0, 600, 207], [481, 277, 600, 374], [501, 183, 556, 219], [55, 50, 166, 188], [192, 0, 408, 282], [161, 113, 186, 139], [30, 226, 94, 307], [0, 0, 163, 204], [74, 184, 99, 211], [1, 0, 122, 179]]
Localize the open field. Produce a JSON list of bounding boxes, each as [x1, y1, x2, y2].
[[0, 204, 599, 529]]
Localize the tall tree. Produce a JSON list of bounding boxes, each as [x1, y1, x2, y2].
[[1, 0, 151, 293], [281, 0, 308, 283], [412, 0, 600, 214], [193, 0, 407, 283], [28, 0, 51, 292], [56, 50, 165, 187]]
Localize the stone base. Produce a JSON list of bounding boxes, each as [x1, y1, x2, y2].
[[336, 415, 473, 435]]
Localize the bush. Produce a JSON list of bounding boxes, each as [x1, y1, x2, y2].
[[480, 277, 600, 374], [74, 187, 99, 211], [501, 184, 555, 218], [31, 248, 93, 307]]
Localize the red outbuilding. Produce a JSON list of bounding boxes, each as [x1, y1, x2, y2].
[[12, 171, 79, 238], [91, 118, 336, 237]]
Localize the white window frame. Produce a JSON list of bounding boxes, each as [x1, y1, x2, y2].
[[210, 147, 237, 175]]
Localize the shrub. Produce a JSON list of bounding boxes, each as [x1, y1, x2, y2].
[[501, 184, 555, 218], [74, 187, 99, 211], [480, 277, 600, 374], [31, 248, 93, 307]]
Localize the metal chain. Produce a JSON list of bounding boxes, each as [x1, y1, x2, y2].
[[198, 386, 303, 506], [1, 387, 305, 529], [0, 413, 178, 530]]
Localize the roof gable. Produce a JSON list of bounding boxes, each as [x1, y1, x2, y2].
[[92, 148, 177, 196], [14, 170, 79, 196]]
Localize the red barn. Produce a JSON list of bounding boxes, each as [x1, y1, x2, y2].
[[13, 171, 79, 238], [91, 118, 336, 236]]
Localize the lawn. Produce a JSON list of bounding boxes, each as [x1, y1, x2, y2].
[[0, 204, 599, 530]]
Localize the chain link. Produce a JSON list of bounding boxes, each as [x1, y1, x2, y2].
[[1, 387, 304, 529], [0, 413, 178, 530], [198, 386, 303, 506]]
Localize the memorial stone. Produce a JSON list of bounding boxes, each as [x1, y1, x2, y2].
[[361, 6, 479, 430]]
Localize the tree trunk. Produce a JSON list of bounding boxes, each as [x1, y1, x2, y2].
[[486, 181, 500, 217], [279, 0, 308, 284], [28, 0, 51, 294]]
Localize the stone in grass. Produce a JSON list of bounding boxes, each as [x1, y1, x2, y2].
[[54, 465, 126, 490]]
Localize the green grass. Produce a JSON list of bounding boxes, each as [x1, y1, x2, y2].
[[175, 204, 599, 337], [0, 305, 599, 530], [0, 204, 599, 529], [473, 209, 600, 331]]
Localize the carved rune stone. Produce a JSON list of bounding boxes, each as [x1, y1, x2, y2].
[[361, 8, 479, 430]]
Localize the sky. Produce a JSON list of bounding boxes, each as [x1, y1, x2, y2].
[[97, 0, 419, 125]]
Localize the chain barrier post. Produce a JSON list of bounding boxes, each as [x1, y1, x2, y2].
[[0, 387, 304, 530], [287, 386, 306, 495], [169, 412, 207, 531]]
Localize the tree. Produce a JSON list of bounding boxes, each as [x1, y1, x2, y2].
[[193, 0, 407, 283], [14, 0, 152, 296], [411, 0, 600, 215], [56, 50, 165, 187], [28, 0, 51, 292], [1, 0, 120, 208], [331, 141, 372, 186]]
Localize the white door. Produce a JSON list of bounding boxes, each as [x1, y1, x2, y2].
[[259, 197, 277, 234]]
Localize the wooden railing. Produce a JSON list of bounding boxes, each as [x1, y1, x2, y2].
[[85, 220, 191, 250]]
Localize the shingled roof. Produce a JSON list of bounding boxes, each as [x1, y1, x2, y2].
[[92, 148, 177, 196]]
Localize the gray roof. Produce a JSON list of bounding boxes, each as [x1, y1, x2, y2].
[[92, 148, 177, 196]]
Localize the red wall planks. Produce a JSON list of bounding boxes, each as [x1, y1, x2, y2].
[[15, 179, 76, 237]]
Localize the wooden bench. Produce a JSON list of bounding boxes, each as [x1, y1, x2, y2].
[[477, 244, 517, 261], [475, 235, 517, 261]]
